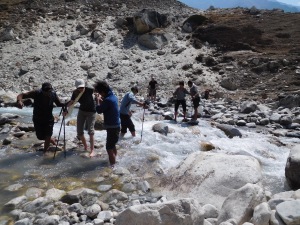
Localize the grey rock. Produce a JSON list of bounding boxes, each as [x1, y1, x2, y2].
[[215, 123, 242, 138], [285, 145, 300, 189], [276, 200, 300, 225]]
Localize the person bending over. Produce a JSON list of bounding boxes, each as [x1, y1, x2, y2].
[[16, 82, 65, 153]]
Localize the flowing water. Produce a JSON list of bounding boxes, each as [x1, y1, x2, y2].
[[0, 106, 299, 216]]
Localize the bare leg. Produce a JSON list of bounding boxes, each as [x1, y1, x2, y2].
[[50, 137, 56, 145], [89, 134, 95, 157], [78, 134, 88, 151], [107, 148, 117, 167], [44, 136, 51, 153], [194, 108, 198, 120]]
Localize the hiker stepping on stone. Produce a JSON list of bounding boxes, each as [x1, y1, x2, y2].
[[173, 81, 190, 122]]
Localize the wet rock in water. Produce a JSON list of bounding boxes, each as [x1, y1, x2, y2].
[[200, 141, 215, 151], [18, 123, 35, 132], [215, 123, 242, 138], [4, 183, 23, 191], [285, 144, 300, 190], [13, 131, 26, 138], [3, 196, 27, 211], [25, 187, 44, 200], [97, 184, 112, 192], [2, 137, 12, 145], [45, 188, 66, 201], [152, 123, 169, 136], [286, 131, 300, 138], [61, 188, 101, 205]]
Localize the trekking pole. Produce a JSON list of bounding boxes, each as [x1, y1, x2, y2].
[[53, 102, 67, 159], [63, 110, 66, 158], [140, 107, 146, 142], [53, 108, 64, 160]]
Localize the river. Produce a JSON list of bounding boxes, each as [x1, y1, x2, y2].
[[0, 106, 299, 216]]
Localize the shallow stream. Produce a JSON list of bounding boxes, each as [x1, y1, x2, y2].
[[0, 106, 299, 216]]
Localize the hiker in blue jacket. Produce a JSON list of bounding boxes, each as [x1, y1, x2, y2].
[[94, 81, 120, 167], [119, 86, 145, 137]]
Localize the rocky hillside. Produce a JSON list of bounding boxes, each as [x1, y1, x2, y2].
[[189, 7, 300, 101], [0, 0, 299, 104]]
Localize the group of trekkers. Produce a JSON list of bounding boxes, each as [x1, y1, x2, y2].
[[16, 77, 201, 168]]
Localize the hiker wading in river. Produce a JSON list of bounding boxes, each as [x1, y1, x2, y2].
[[94, 81, 120, 167], [65, 79, 96, 157], [119, 86, 146, 137], [16, 82, 65, 153]]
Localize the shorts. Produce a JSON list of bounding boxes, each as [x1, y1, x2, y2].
[[175, 100, 187, 112], [106, 127, 120, 150], [77, 109, 96, 136], [192, 97, 200, 108], [33, 117, 54, 140], [149, 89, 156, 97], [120, 113, 135, 134]]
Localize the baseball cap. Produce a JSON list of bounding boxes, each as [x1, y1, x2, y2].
[[75, 79, 85, 88], [42, 82, 53, 91]]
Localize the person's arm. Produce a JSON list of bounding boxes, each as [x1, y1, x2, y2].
[[191, 87, 199, 99], [66, 100, 75, 107], [185, 88, 190, 96], [62, 91, 76, 116], [54, 93, 66, 107], [173, 88, 178, 97], [16, 90, 35, 109], [95, 93, 105, 114]]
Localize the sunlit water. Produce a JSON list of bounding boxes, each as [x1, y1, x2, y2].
[[0, 106, 299, 215]]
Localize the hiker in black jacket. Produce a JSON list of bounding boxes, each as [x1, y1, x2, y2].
[[16, 82, 65, 153]]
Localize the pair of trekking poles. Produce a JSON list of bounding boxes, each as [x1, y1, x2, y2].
[[53, 98, 149, 159], [53, 103, 67, 160]]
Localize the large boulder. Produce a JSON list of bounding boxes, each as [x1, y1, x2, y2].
[[182, 15, 208, 33], [133, 9, 169, 34], [278, 94, 300, 109], [240, 101, 258, 114], [0, 27, 16, 42], [115, 198, 205, 225], [138, 29, 171, 49], [285, 145, 300, 190], [160, 152, 262, 209], [220, 78, 238, 91], [217, 183, 266, 224]]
